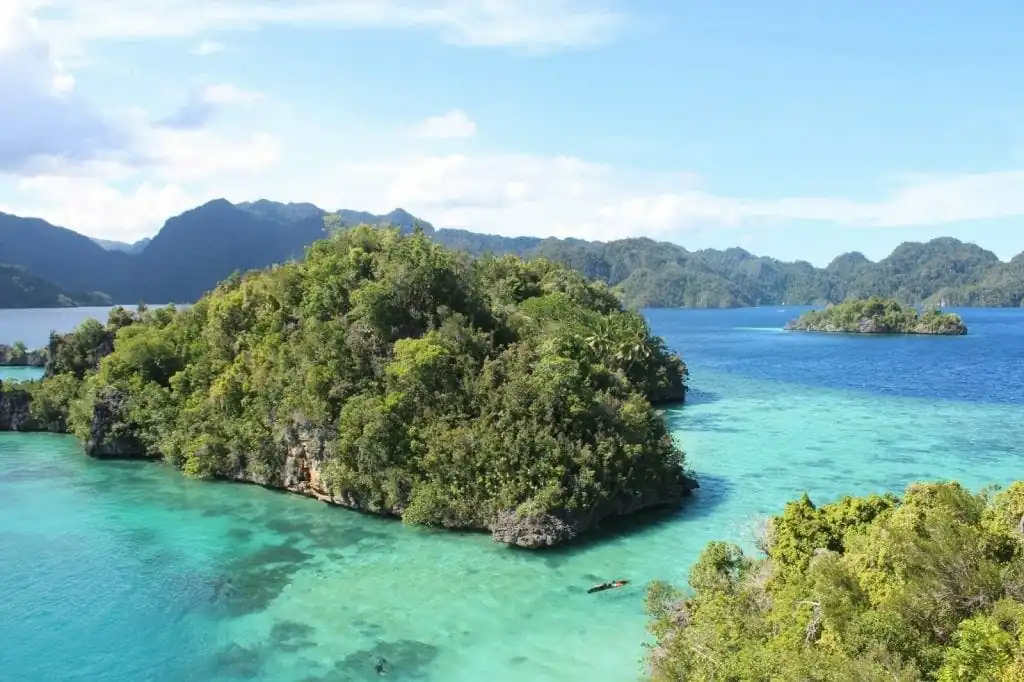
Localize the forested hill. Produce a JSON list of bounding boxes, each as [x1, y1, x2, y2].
[[0, 264, 111, 309], [2, 199, 1023, 308]]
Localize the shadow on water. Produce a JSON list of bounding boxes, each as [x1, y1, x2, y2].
[[681, 389, 722, 407], [202, 543, 317, 618], [671, 410, 741, 434], [512, 473, 734, 564]]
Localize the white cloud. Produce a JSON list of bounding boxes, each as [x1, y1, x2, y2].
[[0, 127, 282, 240], [9, 139, 1024, 245], [6, 0, 1024, 248], [189, 40, 225, 56], [753, 171, 1024, 227], [159, 84, 265, 129], [0, 2, 126, 171], [412, 110, 477, 140], [4, 176, 198, 241], [292, 154, 1024, 243], [202, 84, 264, 105], [36, 0, 624, 52], [141, 129, 283, 182]]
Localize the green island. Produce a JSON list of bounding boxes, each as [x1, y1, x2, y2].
[[0, 226, 695, 547], [645, 481, 1024, 681], [785, 297, 968, 335], [0, 341, 45, 366], [5, 225, 1019, 680]]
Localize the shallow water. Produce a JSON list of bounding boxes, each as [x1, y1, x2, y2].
[[0, 365, 43, 382], [2, 306, 1022, 681]]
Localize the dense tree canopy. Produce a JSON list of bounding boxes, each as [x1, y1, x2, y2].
[[785, 298, 968, 335], [15, 227, 693, 542], [646, 481, 1024, 681]]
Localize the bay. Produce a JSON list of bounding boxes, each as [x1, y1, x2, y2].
[[2, 306, 1022, 681]]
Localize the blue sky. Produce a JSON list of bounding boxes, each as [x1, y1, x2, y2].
[[2, 1, 1024, 265]]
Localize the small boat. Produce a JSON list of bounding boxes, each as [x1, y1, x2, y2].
[[587, 579, 630, 594]]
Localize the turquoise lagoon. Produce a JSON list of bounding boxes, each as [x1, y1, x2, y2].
[[2, 307, 1023, 681]]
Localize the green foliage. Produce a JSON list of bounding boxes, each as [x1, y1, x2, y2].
[[26, 373, 82, 429], [0, 340, 33, 365], [46, 319, 115, 379], [439, 234, 1021, 309], [646, 482, 1024, 681], [786, 297, 968, 335], [55, 227, 691, 533]]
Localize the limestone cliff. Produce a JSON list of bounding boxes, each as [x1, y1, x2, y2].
[[0, 380, 65, 432], [81, 389, 150, 458], [80, 412, 695, 547], [4, 379, 696, 547]]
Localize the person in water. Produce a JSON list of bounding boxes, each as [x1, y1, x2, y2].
[[587, 579, 629, 594], [374, 657, 387, 675]]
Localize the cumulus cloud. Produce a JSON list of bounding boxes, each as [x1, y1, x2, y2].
[[10, 138, 1024, 245], [159, 84, 265, 130], [752, 170, 1024, 227], [0, 2, 126, 171], [7, 0, 1024, 247], [302, 153, 1024, 243], [4, 175, 198, 241], [412, 110, 477, 140], [36, 0, 624, 52], [189, 40, 225, 56], [1, 128, 283, 240], [0, 4, 283, 239]]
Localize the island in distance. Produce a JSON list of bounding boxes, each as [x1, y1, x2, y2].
[[784, 297, 968, 335]]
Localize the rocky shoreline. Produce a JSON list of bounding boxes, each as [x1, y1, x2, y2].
[[1, 386, 696, 548], [784, 318, 967, 335]]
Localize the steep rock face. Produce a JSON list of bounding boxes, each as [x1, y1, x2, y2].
[[274, 419, 402, 516], [6, 387, 696, 547], [0, 344, 46, 367], [489, 479, 699, 548], [489, 511, 582, 547], [648, 379, 687, 405], [220, 418, 696, 547], [70, 406, 696, 547], [0, 382, 34, 430], [83, 389, 149, 458], [0, 381, 65, 432]]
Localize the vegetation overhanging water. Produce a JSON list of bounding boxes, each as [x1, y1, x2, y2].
[[2, 306, 1023, 680]]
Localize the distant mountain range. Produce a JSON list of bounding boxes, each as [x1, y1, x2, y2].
[[0, 264, 110, 309], [1, 198, 1023, 309], [92, 237, 152, 255]]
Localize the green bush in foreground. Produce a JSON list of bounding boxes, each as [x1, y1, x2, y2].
[[646, 481, 1024, 681], [36, 226, 691, 534]]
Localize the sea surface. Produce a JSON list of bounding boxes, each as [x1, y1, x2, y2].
[[2, 306, 1022, 682]]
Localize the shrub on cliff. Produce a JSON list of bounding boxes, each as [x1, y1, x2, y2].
[[64, 227, 692, 537], [646, 481, 1024, 680]]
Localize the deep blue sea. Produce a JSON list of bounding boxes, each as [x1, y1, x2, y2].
[[1, 306, 1022, 681]]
